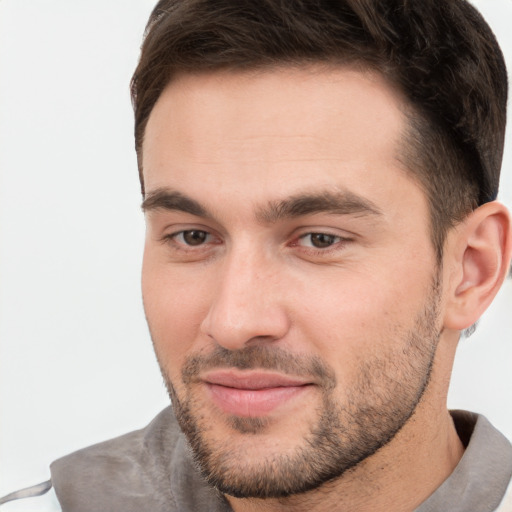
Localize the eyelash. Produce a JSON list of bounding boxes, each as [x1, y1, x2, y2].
[[294, 232, 345, 250], [162, 229, 351, 256], [162, 230, 218, 251]]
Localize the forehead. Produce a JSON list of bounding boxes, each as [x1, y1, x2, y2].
[[142, 66, 420, 218]]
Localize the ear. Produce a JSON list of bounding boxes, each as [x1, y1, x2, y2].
[[443, 201, 512, 331]]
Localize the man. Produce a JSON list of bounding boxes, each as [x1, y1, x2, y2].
[[1, 0, 511, 510]]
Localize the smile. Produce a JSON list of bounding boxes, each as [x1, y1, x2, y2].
[[202, 371, 313, 417]]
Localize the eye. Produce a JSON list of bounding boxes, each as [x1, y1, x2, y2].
[[159, 228, 221, 262], [174, 230, 211, 246], [298, 233, 342, 249]]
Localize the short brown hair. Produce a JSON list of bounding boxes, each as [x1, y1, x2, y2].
[[131, 0, 508, 257]]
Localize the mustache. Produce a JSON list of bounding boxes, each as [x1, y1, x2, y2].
[[181, 345, 336, 388]]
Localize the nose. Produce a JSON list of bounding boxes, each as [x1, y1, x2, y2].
[[200, 249, 290, 350]]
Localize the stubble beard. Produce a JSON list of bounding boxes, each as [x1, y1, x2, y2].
[[157, 277, 442, 499]]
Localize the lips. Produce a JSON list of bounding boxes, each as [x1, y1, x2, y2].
[[202, 370, 312, 417]]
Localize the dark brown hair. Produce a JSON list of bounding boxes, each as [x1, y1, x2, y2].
[[131, 0, 508, 257]]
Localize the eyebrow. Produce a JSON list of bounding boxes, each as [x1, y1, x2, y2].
[[141, 189, 208, 217], [141, 187, 382, 223], [257, 191, 383, 223]]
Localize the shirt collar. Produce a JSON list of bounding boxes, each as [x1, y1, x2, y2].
[[415, 410, 512, 512]]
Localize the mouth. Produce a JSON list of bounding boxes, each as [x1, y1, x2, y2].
[[202, 370, 313, 417]]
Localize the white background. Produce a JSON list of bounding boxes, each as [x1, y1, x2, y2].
[[0, 0, 511, 496]]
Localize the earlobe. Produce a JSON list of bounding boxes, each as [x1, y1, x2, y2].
[[444, 202, 512, 331]]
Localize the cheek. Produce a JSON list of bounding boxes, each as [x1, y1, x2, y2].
[[141, 250, 212, 374], [291, 268, 429, 366]]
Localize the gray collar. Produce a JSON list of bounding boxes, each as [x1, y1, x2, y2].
[[415, 410, 512, 512], [50, 408, 512, 512]]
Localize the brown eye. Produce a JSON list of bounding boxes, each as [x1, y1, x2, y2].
[[181, 230, 209, 246], [308, 233, 338, 248]]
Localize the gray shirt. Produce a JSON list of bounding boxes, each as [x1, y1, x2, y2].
[[2, 408, 511, 511]]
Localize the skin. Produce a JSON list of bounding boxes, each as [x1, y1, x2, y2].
[[140, 67, 511, 511]]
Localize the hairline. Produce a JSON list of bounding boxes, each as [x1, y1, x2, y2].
[[136, 61, 470, 261]]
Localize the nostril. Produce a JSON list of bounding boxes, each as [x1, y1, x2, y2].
[[200, 305, 290, 351]]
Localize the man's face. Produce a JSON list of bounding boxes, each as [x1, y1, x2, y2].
[[141, 68, 443, 497]]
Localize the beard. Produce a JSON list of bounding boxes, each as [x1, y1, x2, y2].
[[156, 275, 442, 499]]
